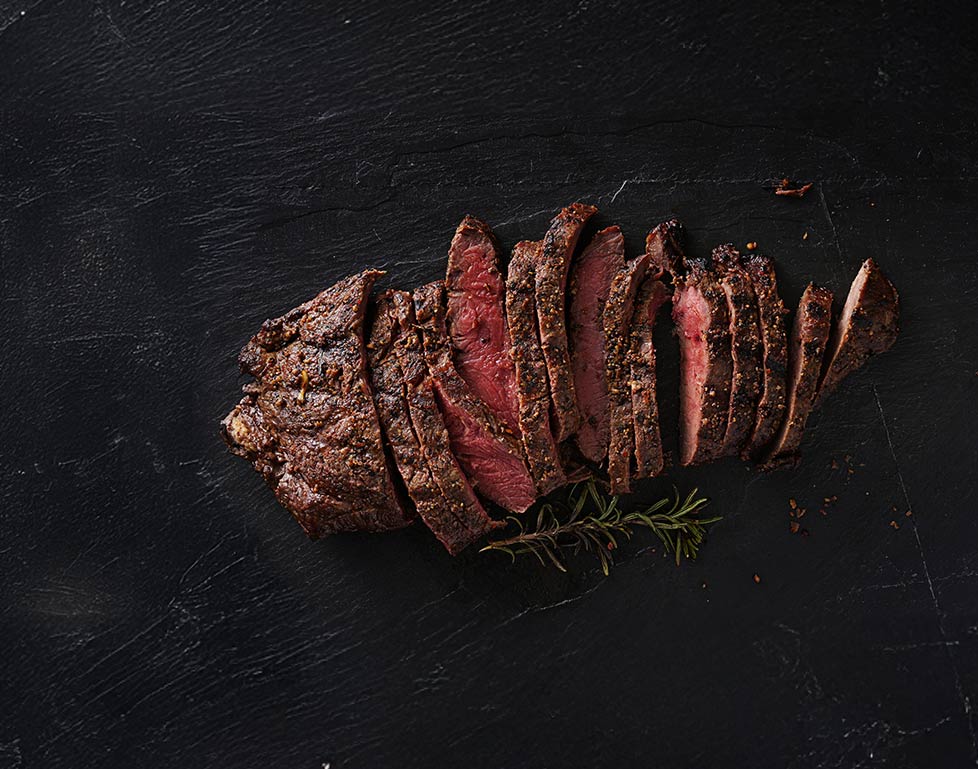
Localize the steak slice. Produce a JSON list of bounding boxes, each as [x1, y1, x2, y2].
[[712, 245, 764, 457], [413, 281, 537, 513], [221, 270, 411, 537], [763, 283, 834, 465], [506, 240, 566, 495], [630, 273, 670, 481], [389, 290, 502, 553], [368, 292, 479, 553], [741, 254, 789, 460], [818, 258, 900, 398], [673, 256, 733, 466], [445, 216, 521, 434], [605, 251, 652, 494], [534, 202, 598, 441], [645, 218, 685, 277], [568, 225, 626, 464]]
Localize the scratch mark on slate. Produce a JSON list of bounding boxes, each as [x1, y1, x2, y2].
[[874, 384, 977, 761]]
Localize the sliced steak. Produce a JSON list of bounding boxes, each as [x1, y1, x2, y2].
[[763, 283, 834, 465], [222, 270, 411, 537], [630, 273, 670, 481], [414, 281, 537, 513], [673, 256, 733, 466], [506, 240, 567, 495], [605, 252, 652, 494], [368, 291, 483, 553], [818, 258, 900, 398], [645, 218, 685, 277], [445, 216, 521, 434], [389, 291, 502, 553], [741, 254, 789, 459], [534, 202, 598, 441], [568, 225, 626, 464], [712, 245, 764, 456]]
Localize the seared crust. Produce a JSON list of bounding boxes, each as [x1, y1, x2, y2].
[[713, 245, 764, 457], [630, 274, 669, 481], [741, 254, 789, 459], [390, 291, 501, 553], [763, 284, 834, 465], [368, 292, 477, 550], [413, 281, 536, 512], [818, 258, 900, 398], [605, 252, 652, 494], [221, 270, 410, 536], [674, 256, 733, 465], [534, 202, 598, 441], [506, 240, 567, 494]]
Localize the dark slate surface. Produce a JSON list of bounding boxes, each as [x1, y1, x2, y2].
[[2, 2, 977, 767]]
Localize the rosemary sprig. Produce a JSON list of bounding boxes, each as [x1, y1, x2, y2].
[[480, 480, 720, 575]]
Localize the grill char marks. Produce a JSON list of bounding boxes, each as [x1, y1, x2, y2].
[[763, 283, 834, 466], [506, 241, 567, 495], [221, 270, 411, 536], [818, 258, 900, 399], [367, 291, 466, 545], [568, 225, 626, 464], [444, 216, 521, 434], [413, 281, 536, 513], [712, 245, 764, 457], [534, 203, 598, 442], [605, 251, 652, 494], [742, 254, 789, 459], [389, 291, 501, 553], [629, 274, 670, 481], [673, 256, 733, 466]]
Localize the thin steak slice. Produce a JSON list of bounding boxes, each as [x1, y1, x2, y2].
[[445, 216, 521, 434], [367, 292, 477, 553], [389, 290, 502, 553], [629, 273, 670, 481], [673, 256, 733, 466], [568, 225, 626, 464], [818, 258, 900, 398], [645, 218, 685, 277], [222, 270, 411, 537], [506, 240, 566, 495], [712, 245, 763, 456], [605, 251, 652, 494], [763, 283, 834, 465], [414, 281, 536, 513], [742, 254, 789, 459], [534, 202, 598, 441]]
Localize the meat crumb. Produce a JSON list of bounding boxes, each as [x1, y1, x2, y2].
[[889, 520, 900, 530], [753, 573, 762, 584], [905, 510, 913, 517], [746, 241, 758, 251], [789, 498, 798, 510], [789, 521, 800, 534], [774, 179, 814, 197]]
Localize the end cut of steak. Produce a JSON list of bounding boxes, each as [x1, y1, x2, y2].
[[673, 257, 733, 466], [763, 283, 834, 465], [506, 240, 567, 495], [645, 218, 685, 277], [368, 292, 479, 552], [818, 258, 900, 398], [568, 225, 626, 464], [629, 272, 670, 481], [741, 254, 789, 460], [390, 290, 502, 553], [414, 281, 537, 513], [444, 216, 521, 434], [535, 202, 598, 442], [712, 245, 763, 456], [221, 270, 411, 537], [605, 252, 652, 494]]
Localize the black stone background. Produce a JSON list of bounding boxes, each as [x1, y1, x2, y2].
[[1, 1, 977, 767]]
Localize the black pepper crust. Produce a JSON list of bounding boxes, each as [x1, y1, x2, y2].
[[741, 253, 789, 460], [534, 202, 597, 442], [506, 240, 567, 494]]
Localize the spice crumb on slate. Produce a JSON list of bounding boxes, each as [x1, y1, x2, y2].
[[773, 178, 814, 197], [746, 241, 757, 251], [905, 510, 913, 517], [789, 521, 800, 534], [802, 231, 809, 240], [889, 520, 900, 530], [753, 573, 762, 584]]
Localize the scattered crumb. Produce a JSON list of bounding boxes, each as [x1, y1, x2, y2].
[[746, 241, 758, 251], [789, 498, 798, 510], [819, 508, 828, 516], [702, 582, 708, 589], [753, 573, 762, 584], [774, 179, 814, 197], [889, 520, 900, 530], [802, 231, 809, 240], [789, 521, 800, 534], [905, 510, 913, 517], [797, 507, 806, 519], [869, 201, 876, 207], [831, 459, 839, 470], [800, 528, 810, 537], [890, 505, 898, 513]]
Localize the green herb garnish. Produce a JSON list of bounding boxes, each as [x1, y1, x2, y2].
[[481, 480, 719, 575]]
